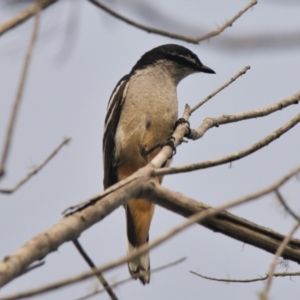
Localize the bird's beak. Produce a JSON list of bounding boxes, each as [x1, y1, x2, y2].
[[199, 64, 215, 74]]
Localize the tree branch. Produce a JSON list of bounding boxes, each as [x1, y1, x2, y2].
[[76, 258, 186, 300], [72, 240, 117, 300], [0, 176, 146, 289], [88, 0, 257, 44], [260, 222, 300, 300], [189, 90, 300, 141], [0, 0, 57, 37], [274, 190, 300, 223], [190, 270, 300, 283], [1, 162, 300, 299], [0, 138, 70, 194], [190, 66, 251, 113], [154, 112, 300, 176], [0, 6, 41, 180], [1, 164, 300, 295]]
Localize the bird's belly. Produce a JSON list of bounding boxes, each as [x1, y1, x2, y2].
[[115, 102, 177, 167]]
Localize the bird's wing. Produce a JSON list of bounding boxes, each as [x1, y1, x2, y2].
[[103, 74, 130, 189]]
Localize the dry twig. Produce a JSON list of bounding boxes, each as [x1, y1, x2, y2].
[[0, 6, 41, 179], [154, 112, 300, 176], [88, 0, 257, 44], [190, 270, 300, 283], [76, 258, 186, 300], [274, 190, 300, 223], [0, 0, 57, 37], [73, 240, 117, 300], [190, 66, 250, 112], [260, 222, 300, 300], [0, 138, 70, 194]]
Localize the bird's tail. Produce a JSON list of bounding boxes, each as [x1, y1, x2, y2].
[[126, 200, 154, 285], [127, 240, 150, 285]]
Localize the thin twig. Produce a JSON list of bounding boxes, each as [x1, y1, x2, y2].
[[0, 6, 41, 180], [190, 66, 250, 113], [73, 240, 117, 300], [190, 270, 300, 283], [188, 91, 300, 141], [76, 257, 186, 300], [1, 165, 299, 300], [0, 138, 70, 194], [0, 0, 57, 37], [88, 0, 257, 44], [274, 190, 300, 222], [260, 222, 300, 300], [19, 261, 45, 277], [154, 112, 300, 176]]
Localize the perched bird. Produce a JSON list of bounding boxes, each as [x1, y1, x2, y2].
[[103, 44, 215, 284]]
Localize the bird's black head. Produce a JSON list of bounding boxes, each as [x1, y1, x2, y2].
[[131, 44, 215, 75]]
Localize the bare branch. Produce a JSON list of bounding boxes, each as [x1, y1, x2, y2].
[[1, 165, 300, 298], [260, 222, 300, 300], [147, 164, 300, 261], [88, 0, 257, 44], [189, 91, 300, 141], [195, 0, 257, 42], [274, 190, 300, 223], [73, 240, 117, 300], [0, 0, 57, 37], [0, 138, 70, 194], [190, 66, 251, 113], [18, 261, 45, 278], [0, 176, 147, 289], [190, 270, 300, 283], [0, 7, 41, 180], [76, 258, 186, 300], [154, 112, 300, 176]]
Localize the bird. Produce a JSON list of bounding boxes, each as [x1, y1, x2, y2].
[[103, 44, 215, 284]]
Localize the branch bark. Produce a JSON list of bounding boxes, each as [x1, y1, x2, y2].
[[88, 0, 257, 44], [0, 7, 41, 179], [1, 164, 300, 291], [0, 138, 70, 194], [0, 0, 57, 37], [154, 112, 300, 176]]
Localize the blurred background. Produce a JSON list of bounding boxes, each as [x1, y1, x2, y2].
[[0, 0, 300, 299]]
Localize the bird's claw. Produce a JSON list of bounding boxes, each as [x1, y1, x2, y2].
[[174, 118, 191, 137]]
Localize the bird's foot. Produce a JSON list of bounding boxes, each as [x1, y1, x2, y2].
[[174, 118, 191, 137], [144, 136, 176, 158]]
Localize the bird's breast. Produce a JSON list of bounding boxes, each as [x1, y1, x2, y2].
[[114, 70, 178, 162]]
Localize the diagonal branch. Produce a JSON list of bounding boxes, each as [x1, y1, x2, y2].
[[190, 66, 250, 113], [88, 0, 257, 44], [189, 90, 300, 141], [0, 138, 70, 194], [1, 164, 300, 294], [76, 258, 186, 300], [154, 112, 300, 176], [0, 0, 57, 37], [190, 270, 300, 283], [274, 190, 300, 223], [1, 164, 300, 299], [260, 222, 300, 300], [0, 176, 146, 289], [0, 6, 41, 180], [72, 240, 117, 300]]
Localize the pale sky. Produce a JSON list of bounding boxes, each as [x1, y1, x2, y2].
[[0, 1, 300, 299]]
